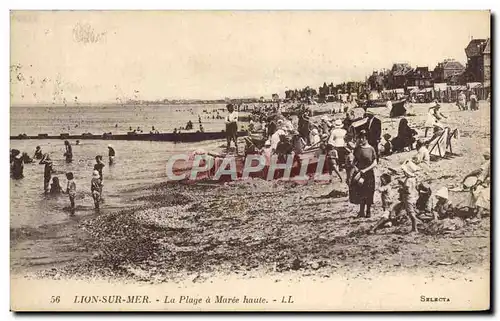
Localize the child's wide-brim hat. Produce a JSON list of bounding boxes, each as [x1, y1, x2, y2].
[[334, 119, 343, 128], [463, 176, 478, 189], [401, 160, 419, 177], [435, 187, 449, 200], [92, 170, 100, 178]]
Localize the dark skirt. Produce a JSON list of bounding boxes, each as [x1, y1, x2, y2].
[[225, 122, 238, 137], [334, 147, 347, 167], [349, 169, 375, 205], [391, 135, 415, 152]]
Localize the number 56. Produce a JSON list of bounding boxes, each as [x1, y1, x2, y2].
[[50, 296, 60, 303]]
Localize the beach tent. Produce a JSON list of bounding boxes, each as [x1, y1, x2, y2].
[[434, 83, 447, 91], [394, 88, 405, 99], [449, 85, 467, 91], [338, 93, 349, 102], [467, 82, 482, 90]]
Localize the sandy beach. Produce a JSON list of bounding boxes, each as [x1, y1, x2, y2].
[[10, 101, 487, 287]]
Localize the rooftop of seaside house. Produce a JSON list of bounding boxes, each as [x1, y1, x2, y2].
[[390, 63, 413, 76], [465, 38, 490, 57]]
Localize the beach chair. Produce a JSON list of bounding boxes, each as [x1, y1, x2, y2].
[[428, 127, 450, 158], [446, 128, 459, 154]]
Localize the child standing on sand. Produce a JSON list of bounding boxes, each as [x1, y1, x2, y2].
[[66, 172, 76, 215], [378, 173, 396, 212], [344, 141, 356, 187], [370, 162, 419, 234], [416, 183, 435, 221], [91, 170, 103, 210]]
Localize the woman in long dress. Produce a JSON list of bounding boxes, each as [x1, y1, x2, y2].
[[349, 130, 377, 218], [391, 118, 418, 152]]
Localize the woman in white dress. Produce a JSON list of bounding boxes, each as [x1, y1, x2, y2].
[[424, 101, 447, 137]]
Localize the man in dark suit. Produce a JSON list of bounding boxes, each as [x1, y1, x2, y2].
[[365, 111, 382, 161]]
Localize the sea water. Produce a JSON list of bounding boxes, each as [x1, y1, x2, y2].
[[10, 104, 230, 272]]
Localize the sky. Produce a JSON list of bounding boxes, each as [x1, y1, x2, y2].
[[10, 11, 490, 105]]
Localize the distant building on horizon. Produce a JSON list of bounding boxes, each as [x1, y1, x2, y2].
[[387, 63, 412, 89], [433, 59, 465, 84], [408, 66, 433, 88], [463, 38, 490, 87], [366, 70, 388, 92]]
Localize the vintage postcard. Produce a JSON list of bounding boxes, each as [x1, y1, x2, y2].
[[10, 10, 491, 311]]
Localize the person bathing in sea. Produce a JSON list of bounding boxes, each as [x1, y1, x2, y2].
[[107, 145, 116, 166], [33, 146, 43, 160], [91, 170, 103, 210], [64, 140, 73, 163], [11, 150, 24, 179], [40, 153, 54, 194], [65, 172, 76, 215], [50, 176, 63, 194], [93, 155, 105, 181]]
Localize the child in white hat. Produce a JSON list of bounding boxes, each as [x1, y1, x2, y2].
[[371, 161, 419, 234], [434, 187, 454, 219]]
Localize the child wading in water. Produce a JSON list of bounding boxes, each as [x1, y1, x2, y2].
[[91, 170, 103, 210], [50, 177, 63, 194], [65, 172, 76, 215], [39, 154, 54, 194], [94, 155, 105, 181], [371, 162, 419, 234]]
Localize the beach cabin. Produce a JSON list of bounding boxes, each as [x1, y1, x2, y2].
[[368, 91, 380, 101], [326, 94, 335, 102], [447, 85, 467, 103], [394, 88, 405, 100], [433, 83, 447, 102], [337, 93, 349, 103], [467, 82, 486, 100]]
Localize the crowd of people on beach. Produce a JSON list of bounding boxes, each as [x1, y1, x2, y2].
[[10, 97, 489, 235], [10, 142, 117, 215], [234, 97, 490, 234]]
